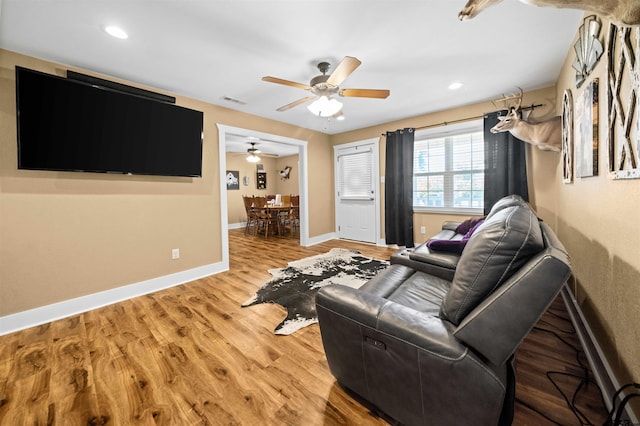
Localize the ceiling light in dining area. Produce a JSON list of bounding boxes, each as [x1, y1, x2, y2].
[[246, 153, 260, 163]]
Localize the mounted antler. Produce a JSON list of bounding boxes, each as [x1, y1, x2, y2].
[[489, 89, 561, 152], [459, 0, 640, 26], [492, 87, 523, 111]]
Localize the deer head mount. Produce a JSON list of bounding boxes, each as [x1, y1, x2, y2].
[[279, 166, 292, 179], [490, 88, 562, 152], [458, 0, 640, 27]]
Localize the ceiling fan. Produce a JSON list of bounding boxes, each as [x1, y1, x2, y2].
[[244, 142, 277, 163], [262, 56, 390, 117]]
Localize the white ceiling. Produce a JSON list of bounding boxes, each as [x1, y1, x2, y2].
[[1, 0, 583, 155]]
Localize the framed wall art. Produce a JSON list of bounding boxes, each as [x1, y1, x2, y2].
[[573, 15, 603, 88], [226, 170, 240, 190], [607, 24, 640, 179], [575, 78, 599, 178], [562, 89, 574, 183]]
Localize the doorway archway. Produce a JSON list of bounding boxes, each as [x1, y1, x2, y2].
[[217, 124, 309, 270]]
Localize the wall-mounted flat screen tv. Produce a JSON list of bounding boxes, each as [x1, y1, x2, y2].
[[16, 66, 203, 177]]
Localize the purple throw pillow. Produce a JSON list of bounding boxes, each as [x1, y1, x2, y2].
[[427, 219, 485, 254], [455, 216, 485, 235], [463, 219, 485, 239], [426, 239, 467, 254]]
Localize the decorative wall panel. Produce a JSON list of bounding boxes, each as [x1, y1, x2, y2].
[[607, 24, 640, 179]]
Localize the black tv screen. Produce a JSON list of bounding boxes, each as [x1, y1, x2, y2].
[[16, 66, 203, 177]]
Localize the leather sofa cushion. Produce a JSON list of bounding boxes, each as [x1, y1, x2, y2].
[[360, 264, 417, 298], [386, 271, 450, 315], [359, 266, 450, 316], [440, 205, 543, 325]]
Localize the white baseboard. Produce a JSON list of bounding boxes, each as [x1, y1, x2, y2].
[[561, 285, 639, 423], [0, 261, 227, 336], [228, 222, 245, 230], [305, 232, 338, 247]]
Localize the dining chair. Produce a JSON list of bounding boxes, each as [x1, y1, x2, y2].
[[277, 194, 292, 232], [242, 195, 257, 236], [290, 195, 300, 236], [253, 196, 278, 238]]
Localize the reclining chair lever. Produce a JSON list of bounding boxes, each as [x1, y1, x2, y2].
[[365, 336, 387, 350]]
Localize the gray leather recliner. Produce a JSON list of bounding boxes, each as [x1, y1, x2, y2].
[[316, 197, 571, 425]]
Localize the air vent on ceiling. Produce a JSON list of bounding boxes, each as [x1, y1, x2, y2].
[[221, 95, 247, 105]]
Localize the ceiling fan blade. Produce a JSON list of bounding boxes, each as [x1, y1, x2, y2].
[[262, 76, 311, 90], [326, 56, 361, 86], [339, 88, 390, 99], [276, 96, 317, 112]]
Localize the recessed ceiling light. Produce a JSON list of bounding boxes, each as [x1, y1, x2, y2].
[[448, 81, 463, 90], [104, 25, 128, 40]]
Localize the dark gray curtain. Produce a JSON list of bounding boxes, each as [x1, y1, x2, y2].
[[483, 111, 529, 215], [385, 128, 414, 247]]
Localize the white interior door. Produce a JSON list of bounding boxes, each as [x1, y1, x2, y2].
[[334, 139, 380, 244]]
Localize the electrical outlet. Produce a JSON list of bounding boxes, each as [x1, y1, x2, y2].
[[420, 226, 426, 234], [172, 248, 180, 259]]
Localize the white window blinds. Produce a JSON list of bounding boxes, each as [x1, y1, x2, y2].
[[338, 148, 373, 200], [413, 123, 484, 213]]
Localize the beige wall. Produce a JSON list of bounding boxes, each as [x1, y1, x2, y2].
[[275, 156, 299, 196], [533, 16, 640, 404], [331, 87, 559, 244], [0, 49, 333, 317], [225, 153, 299, 225]]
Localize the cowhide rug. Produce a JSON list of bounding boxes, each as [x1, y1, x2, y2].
[[242, 248, 389, 335]]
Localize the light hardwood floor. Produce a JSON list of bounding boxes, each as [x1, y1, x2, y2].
[[0, 229, 609, 425]]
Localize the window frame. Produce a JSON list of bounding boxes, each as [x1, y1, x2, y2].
[[413, 119, 484, 215]]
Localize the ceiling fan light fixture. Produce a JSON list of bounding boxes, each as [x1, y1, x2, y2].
[[333, 110, 345, 121], [246, 153, 260, 163], [307, 96, 343, 117]]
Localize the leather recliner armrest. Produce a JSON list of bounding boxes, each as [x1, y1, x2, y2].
[[442, 221, 462, 232], [316, 283, 388, 329], [454, 248, 571, 366]]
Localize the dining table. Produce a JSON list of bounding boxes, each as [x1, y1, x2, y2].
[[252, 203, 293, 239]]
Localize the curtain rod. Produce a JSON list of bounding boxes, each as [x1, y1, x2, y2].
[[380, 103, 544, 136]]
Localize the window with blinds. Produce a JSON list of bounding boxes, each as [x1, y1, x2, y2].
[[338, 148, 373, 200], [413, 123, 484, 214]]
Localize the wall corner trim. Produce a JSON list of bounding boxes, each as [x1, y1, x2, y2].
[[0, 261, 228, 336], [305, 232, 338, 247]]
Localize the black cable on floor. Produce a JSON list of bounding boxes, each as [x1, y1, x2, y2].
[[603, 382, 640, 426], [517, 325, 608, 425]]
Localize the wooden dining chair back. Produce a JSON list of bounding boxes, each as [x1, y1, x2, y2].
[[289, 195, 300, 236], [253, 196, 267, 208], [242, 195, 257, 235], [252, 196, 278, 238], [276, 194, 292, 232]]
